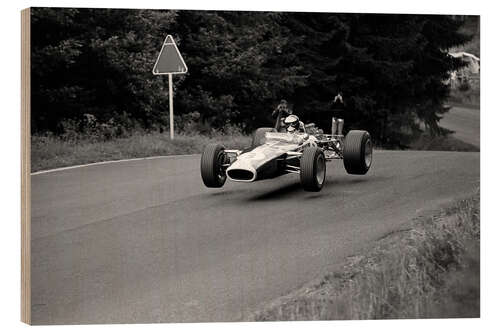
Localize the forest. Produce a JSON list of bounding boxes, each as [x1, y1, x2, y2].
[[31, 8, 475, 147]]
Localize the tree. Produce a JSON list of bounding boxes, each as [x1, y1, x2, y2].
[[279, 13, 470, 147], [172, 10, 307, 132], [31, 8, 177, 133]]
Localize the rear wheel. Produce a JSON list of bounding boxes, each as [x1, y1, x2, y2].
[[343, 130, 373, 175], [251, 127, 276, 149], [300, 147, 326, 192], [201, 144, 227, 188]]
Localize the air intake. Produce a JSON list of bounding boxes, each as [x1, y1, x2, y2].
[[227, 169, 256, 182]]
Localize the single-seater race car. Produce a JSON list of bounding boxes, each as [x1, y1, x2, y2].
[[200, 113, 373, 192]]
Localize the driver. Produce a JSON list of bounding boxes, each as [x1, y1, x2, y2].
[[284, 114, 306, 134], [283, 114, 317, 146]]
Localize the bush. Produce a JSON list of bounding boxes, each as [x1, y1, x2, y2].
[[57, 112, 143, 142], [31, 130, 251, 172], [459, 80, 471, 92]]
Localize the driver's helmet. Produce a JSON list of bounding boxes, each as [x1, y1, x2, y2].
[[284, 114, 300, 133]]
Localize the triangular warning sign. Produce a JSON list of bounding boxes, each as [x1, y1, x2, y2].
[[165, 35, 175, 44], [152, 35, 188, 75]]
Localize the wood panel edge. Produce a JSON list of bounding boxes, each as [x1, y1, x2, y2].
[[21, 7, 31, 325]]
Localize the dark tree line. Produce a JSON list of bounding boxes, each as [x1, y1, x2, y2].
[[31, 8, 472, 146]]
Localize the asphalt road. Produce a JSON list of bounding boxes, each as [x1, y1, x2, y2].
[[440, 106, 480, 147], [30, 150, 479, 324]]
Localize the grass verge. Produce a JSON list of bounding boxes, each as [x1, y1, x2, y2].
[[409, 132, 479, 152], [32, 128, 478, 173], [251, 191, 480, 320], [31, 132, 251, 172]]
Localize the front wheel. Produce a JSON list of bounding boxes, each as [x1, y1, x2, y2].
[[201, 144, 227, 188], [343, 130, 373, 175], [300, 147, 326, 192]]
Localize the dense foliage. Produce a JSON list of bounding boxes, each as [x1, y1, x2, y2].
[[31, 8, 473, 147]]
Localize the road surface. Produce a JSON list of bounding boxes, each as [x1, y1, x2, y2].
[[30, 151, 479, 324], [440, 106, 480, 147]]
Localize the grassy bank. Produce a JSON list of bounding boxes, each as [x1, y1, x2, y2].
[[251, 191, 480, 320], [409, 132, 479, 152], [31, 132, 251, 172], [32, 127, 478, 172]]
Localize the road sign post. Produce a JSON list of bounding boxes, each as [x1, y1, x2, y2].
[[168, 74, 174, 140], [152, 35, 188, 139]]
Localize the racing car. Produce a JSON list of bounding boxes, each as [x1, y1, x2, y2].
[[200, 112, 373, 192]]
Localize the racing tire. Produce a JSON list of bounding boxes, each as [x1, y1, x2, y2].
[[251, 127, 276, 149], [300, 147, 326, 192], [343, 130, 373, 175], [201, 143, 227, 188]]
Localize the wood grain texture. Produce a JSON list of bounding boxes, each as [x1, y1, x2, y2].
[[21, 7, 31, 325]]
